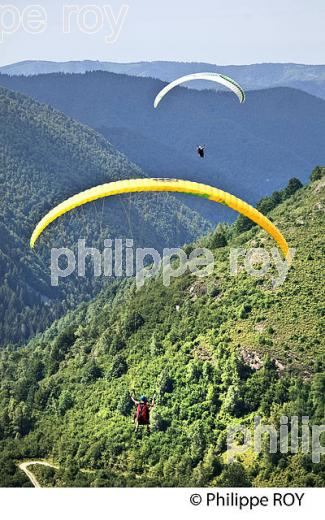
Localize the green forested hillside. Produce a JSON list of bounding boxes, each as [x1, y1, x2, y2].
[[0, 86, 208, 345], [0, 168, 323, 487]]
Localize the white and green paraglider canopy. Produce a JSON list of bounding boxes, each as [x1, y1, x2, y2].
[[154, 72, 245, 108]]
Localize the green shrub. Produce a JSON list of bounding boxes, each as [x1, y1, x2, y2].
[[58, 390, 74, 416], [310, 166, 325, 182], [82, 360, 103, 383], [108, 355, 128, 379]]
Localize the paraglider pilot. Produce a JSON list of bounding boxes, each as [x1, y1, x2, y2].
[[197, 145, 205, 158], [130, 394, 155, 433]]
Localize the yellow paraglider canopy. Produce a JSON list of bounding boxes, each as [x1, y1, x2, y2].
[[30, 178, 291, 263]]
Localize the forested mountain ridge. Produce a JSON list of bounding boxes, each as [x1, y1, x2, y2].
[[0, 168, 323, 487], [0, 86, 209, 345], [1, 72, 324, 223]]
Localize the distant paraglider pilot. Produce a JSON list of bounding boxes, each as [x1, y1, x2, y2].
[[130, 394, 155, 433], [197, 145, 205, 158]]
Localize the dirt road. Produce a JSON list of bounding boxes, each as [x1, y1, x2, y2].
[[19, 461, 58, 488]]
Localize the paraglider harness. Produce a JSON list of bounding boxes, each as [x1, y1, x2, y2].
[[131, 393, 155, 431], [136, 401, 150, 425], [197, 145, 205, 158]]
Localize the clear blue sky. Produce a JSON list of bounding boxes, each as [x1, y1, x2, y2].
[[1, 0, 324, 66]]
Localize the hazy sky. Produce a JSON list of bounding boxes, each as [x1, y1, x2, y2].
[[1, 0, 324, 66]]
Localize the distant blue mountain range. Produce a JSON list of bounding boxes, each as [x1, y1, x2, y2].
[[0, 69, 324, 224], [1, 60, 325, 100]]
